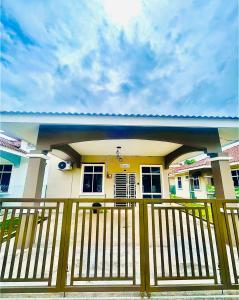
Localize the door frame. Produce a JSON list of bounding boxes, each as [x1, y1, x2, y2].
[[113, 172, 137, 198]]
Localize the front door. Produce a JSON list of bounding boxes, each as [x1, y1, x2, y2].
[[114, 173, 136, 199], [141, 165, 162, 198]]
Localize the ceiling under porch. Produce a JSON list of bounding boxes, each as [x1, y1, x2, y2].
[[51, 139, 203, 165]]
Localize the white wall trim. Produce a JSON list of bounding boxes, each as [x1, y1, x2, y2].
[[210, 156, 231, 162], [229, 162, 239, 166], [0, 146, 27, 158], [27, 154, 49, 160]]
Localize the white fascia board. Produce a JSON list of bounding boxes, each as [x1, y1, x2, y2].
[[174, 166, 211, 174], [230, 162, 239, 166], [1, 113, 239, 128], [222, 141, 239, 150], [0, 146, 27, 158]]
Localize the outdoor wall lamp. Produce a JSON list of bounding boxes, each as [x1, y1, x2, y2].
[[116, 146, 123, 162]]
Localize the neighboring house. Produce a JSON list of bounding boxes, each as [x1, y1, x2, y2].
[[169, 143, 239, 199], [0, 136, 29, 197]]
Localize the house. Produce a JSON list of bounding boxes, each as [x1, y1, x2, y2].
[[1, 111, 238, 200], [169, 143, 239, 199], [0, 135, 29, 197]]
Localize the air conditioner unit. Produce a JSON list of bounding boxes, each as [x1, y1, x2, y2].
[[58, 161, 72, 171]]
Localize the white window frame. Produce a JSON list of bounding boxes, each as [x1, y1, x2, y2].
[[0, 164, 13, 193], [177, 176, 183, 189], [140, 165, 164, 198], [192, 175, 200, 190], [80, 164, 105, 196], [231, 169, 239, 187]]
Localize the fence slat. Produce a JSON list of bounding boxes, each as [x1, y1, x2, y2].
[[86, 210, 93, 278], [172, 209, 179, 277], [70, 203, 79, 285], [102, 209, 107, 277], [179, 209, 187, 277], [151, 204, 157, 285], [94, 210, 100, 278], [33, 208, 45, 279], [79, 209, 86, 278], [198, 208, 209, 277], [1, 209, 16, 278], [192, 209, 202, 277]]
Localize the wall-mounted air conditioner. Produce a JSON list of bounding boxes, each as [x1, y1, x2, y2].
[[58, 161, 72, 171]]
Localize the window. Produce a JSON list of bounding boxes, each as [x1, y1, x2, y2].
[[0, 164, 13, 192], [81, 164, 104, 194], [192, 176, 200, 190], [177, 177, 182, 189], [231, 170, 239, 187], [141, 166, 162, 199]]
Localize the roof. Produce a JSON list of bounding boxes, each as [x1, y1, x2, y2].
[[170, 144, 239, 175], [0, 111, 238, 119], [0, 137, 27, 154]]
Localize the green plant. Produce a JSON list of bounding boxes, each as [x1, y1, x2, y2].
[[235, 187, 239, 199], [206, 184, 215, 193], [170, 185, 176, 195], [184, 159, 196, 165]]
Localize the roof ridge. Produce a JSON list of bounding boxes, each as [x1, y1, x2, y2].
[[0, 110, 238, 119]]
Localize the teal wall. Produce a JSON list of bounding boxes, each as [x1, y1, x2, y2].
[[0, 150, 21, 167]]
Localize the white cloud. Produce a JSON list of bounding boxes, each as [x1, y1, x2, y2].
[[1, 0, 238, 116]]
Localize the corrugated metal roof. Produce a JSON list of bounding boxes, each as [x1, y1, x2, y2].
[[0, 111, 238, 119]]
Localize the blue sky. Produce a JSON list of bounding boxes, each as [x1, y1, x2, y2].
[[1, 0, 238, 116]]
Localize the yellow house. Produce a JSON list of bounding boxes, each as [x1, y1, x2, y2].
[[46, 142, 170, 199], [1, 111, 239, 200]]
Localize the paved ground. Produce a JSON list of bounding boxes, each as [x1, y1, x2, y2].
[[1, 290, 239, 299]]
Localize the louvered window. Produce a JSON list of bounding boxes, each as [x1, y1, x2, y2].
[[114, 173, 136, 199]]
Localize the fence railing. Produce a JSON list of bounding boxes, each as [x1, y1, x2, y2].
[[0, 198, 238, 294]]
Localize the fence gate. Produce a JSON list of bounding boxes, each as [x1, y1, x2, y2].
[[0, 198, 238, 294], [63, 199, 142, 292]]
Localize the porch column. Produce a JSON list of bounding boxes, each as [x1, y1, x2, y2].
[[209, 154, 236, 199], [163, 168, 170, 199], [18, 151, 48, 249], [23, 150, 48, 198]]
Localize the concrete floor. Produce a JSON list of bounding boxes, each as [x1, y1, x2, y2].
[[1, 290, 239, 299]]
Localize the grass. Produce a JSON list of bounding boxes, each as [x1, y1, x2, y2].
[[170, 194, 213, 223], [0, 213, 47, 239], [0, 216, 20, 236]]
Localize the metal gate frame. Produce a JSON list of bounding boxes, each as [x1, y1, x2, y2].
[[141, 199, 239, 293], [0, 198, 238, 294]]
